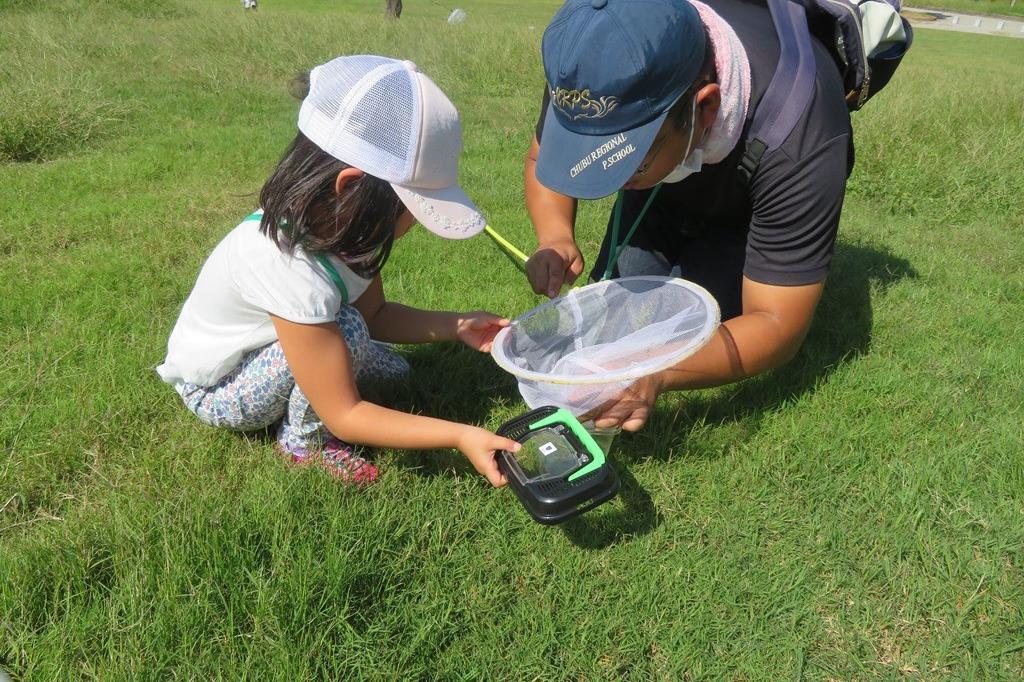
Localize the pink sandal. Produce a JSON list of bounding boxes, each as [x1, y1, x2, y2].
[[278, 438, 379, 487]]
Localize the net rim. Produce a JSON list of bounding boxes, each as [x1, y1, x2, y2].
[[490, 276, 721, 386]]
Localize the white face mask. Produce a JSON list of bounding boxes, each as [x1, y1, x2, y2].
[[662, 97, 703, 184]]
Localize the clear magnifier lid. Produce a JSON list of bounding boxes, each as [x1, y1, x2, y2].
[[512, 428, 584, 482]]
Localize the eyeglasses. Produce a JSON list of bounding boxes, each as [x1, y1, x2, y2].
[[635, 130, 670, 176], [634, 83, 710, 177]]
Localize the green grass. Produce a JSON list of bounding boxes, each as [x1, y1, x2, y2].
[[2, 0, 1023, 679], [910, 0, 1024, 18]]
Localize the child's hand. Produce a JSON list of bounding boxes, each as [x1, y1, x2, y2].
[[456, 426, 520, 487], [456, 312, 510, 353]]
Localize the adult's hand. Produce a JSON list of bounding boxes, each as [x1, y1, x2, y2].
[[524, 134, 582, 298], [582, 372, 664, 432], [525, 238, 585, 298]]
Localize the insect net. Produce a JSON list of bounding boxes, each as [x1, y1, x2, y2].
[[491, 277, 720, 417]]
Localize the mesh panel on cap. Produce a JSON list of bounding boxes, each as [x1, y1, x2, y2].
[[310, 55, 393, 121], [343, 68, 416, 176], [298, 55, 418, 182]]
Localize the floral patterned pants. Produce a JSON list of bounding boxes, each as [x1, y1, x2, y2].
[[178, 306, 409, 456]]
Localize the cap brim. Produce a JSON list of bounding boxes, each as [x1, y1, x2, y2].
[[391, 183, 486, 240], [535, 103, 667, 200]]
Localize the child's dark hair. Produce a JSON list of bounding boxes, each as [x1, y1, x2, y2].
[[259, 110, 406, 279]]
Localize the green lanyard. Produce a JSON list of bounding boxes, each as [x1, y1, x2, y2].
[[244, 212, 349, 304], [600, 183, 664, 282], [311, 254, 350, 304]]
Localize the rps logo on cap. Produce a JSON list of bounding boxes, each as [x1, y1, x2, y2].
[[551, 87, 618, 121]]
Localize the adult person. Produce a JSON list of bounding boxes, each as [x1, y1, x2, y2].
[[524, 0, 854, 431]]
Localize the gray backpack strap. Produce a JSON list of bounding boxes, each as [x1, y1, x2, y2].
[[737, 0, 817, 188]]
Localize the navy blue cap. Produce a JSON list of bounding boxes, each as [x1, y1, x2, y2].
[[536, 0, 706, 199]]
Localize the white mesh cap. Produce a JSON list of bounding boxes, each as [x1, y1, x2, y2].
[[298, 55, 485, 239]]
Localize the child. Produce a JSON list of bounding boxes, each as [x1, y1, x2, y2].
[[157, 55, 520, 486]]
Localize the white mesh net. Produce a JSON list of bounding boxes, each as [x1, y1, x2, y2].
[[299, 56, 420, 183], [491, 277, 720, 416]]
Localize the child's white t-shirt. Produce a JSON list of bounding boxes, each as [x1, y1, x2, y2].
[[156, 212, 372, 389]]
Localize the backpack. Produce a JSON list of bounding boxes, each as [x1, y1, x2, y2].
[[737, 0, 913, 185]]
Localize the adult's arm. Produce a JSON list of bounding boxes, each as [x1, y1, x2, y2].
[[585, 132, 850, 431], [523, 135, 586, 298], [587, 277, 823, 431], [666, 277, 823, 389]]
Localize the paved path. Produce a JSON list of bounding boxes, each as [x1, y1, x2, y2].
[[903, 6, 1024, 38]]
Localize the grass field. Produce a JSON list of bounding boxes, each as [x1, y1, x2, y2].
[[912, 0, 1024, 18], [2, 0, 1023, 679]]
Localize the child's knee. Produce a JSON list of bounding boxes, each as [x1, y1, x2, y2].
[[368, 341, 410, 381], [334, 305, 371, 351]]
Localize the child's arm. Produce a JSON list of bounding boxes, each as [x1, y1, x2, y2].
[[271, 314, 519, 486], [354, 277, 509, 352]]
